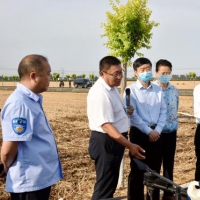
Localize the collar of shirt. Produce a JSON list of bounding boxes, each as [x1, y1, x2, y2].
[[136, 79, 152, 90], [17, 83, 42, 103], [98, 77, 114, 91], [154, 80, 173, 91]]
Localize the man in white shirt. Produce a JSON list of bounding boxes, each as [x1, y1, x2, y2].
[[87, 56, 145, 200], [193, 84, 200, 181]]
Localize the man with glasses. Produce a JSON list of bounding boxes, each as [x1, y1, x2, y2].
[[87, 56, 145, 200], [125, 57, 167, 200]]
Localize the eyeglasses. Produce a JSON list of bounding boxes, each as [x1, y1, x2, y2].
[[102, 70, 124, 78]]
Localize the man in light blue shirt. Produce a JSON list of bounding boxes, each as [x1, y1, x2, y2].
[[0, 55, 63, 200], [125, 57, 167, 200], [154, 59, 179, 200]]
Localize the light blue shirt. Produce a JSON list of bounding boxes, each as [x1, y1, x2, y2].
[[154, 81, 179, 132], [1, 83, 63, 193], [124, 80, 167, 135]]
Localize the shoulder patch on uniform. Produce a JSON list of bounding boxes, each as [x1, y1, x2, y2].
[[12, 118, 27, 135]]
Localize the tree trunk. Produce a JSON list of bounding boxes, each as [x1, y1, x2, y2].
[[118, 62, 127, 188], [120, 63, 127, 97]]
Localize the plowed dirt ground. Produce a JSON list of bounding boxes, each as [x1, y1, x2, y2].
[[0, 89, 197, 200]]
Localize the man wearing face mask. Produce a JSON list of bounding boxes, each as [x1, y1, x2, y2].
[[125, 57, 167, 200], [154, 59, 179, 200]]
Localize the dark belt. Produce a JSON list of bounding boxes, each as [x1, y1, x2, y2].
[[121, 132, 128, 137], [131, 125, 156, 130], [92, 130, 128, 137]]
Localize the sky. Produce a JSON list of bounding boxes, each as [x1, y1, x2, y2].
[[0, 0, 200, 78]]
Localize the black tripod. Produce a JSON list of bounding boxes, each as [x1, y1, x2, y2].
[[132, 158, 187, 200]]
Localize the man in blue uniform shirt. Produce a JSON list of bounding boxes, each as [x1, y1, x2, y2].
[[0, 54, 63, 200]]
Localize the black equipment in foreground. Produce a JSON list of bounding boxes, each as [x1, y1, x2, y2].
[[132, 158, 187, 200], [99, 196, 127, 200]]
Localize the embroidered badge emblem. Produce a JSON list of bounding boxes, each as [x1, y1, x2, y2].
[[12, 118, 27, 135]]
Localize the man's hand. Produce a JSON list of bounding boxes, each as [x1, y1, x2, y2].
[[148, 130, 160, 142], [1, 141, 19, 174], [129, 143, 145, 160], [125, 105, 134, 116]]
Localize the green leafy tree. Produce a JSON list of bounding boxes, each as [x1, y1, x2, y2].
[[11, 75, 19, 81], [71, 74, 77, 80], [3, 75, 8, 81], [52, 73, 60, 81], [65, 74, 71, 81], [94, 76, 99, 81], [189, 71, 196, 87], [189, 72, 196, 80], [81, 74, 86, 78], [101, 0, 159, 94], [89, 74, 95, 82]]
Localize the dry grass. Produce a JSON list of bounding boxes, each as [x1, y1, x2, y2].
[[0, 90, 197, 200]]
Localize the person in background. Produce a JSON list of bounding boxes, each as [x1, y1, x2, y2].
[[69, 78, 72, 88], [0, 54, 63, 200], [87, 56, 145, 200], [193, 81, 200, 183], [125, 57, 167, 200], [154, 59, 179, 200]]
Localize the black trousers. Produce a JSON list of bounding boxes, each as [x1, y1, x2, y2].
[[160, 130, 177, 196], [128, 126, 162, 200], [88, 131, 127, 200], [10, 186, 51, 200], [195, 124, 200, 181]]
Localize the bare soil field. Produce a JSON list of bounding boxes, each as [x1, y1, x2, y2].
[[0, 90, 197, 200], [1, 80, 199, 90]]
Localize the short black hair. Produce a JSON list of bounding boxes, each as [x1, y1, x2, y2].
[[18, 54, 48, 80], [99, 56, 121, 72], [155, 59, 172, 72], [133, 57, 152, 71]]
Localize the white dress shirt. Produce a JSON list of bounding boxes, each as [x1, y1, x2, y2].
[[124, 80, 167, 135], [87, 77, 129, 133], [194, 84, 200, 123]]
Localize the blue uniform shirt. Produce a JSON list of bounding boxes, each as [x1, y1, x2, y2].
[[154, 80, 179, 133], [1, 83, 63, 192], [124, 80, 167, 135]]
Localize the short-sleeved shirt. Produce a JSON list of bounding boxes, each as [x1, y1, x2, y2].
[[1, 83, 63, 193], [154, 81, 179, 132], [87, 77, 129, 133]]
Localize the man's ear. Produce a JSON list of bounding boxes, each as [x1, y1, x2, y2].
[[134, 71, 138, 78], [30, 72, 37, 81], [99, 71, 104, 77]]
